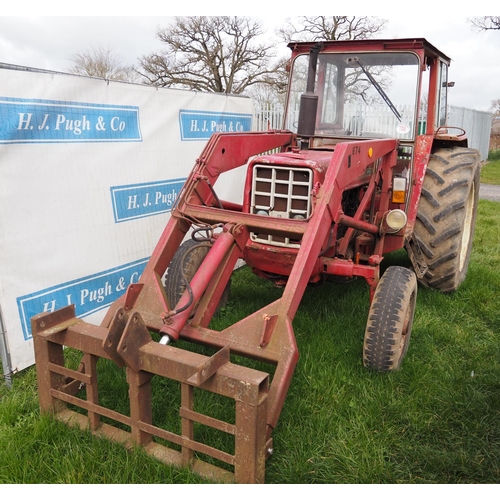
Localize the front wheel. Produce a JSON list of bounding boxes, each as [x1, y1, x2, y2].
[[164, 239, 230, 314], [363, 266, 417, 372]]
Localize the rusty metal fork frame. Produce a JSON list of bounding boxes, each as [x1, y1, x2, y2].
[[32, 304, 269, 483]]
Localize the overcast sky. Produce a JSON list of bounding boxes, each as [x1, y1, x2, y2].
[[0, 7, 498, 112]]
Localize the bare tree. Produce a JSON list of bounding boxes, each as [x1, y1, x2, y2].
[[490, 98, 500, 116], [275, 16, 390, 106], [138, 16, 280, 94], [277, 16, 388, 42], [68, 45, 138, 82], [243, 56, 290, 103], [245, 80, 286, 108], [469, 16, 500, 31]]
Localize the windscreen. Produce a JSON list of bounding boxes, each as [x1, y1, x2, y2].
[[285, 51, 420, 140]]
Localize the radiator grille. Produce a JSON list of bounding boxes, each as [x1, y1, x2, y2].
[[250, 165, 312, 248]]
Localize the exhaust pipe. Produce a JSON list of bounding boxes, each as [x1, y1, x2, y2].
[[297, 42, 323, 147]]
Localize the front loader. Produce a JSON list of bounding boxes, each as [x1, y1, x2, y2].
[[32, 38, 481, 483]]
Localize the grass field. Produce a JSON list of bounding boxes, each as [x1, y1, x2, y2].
[[1, 196, 499, 484], [481, 160, 500, 185], [481, 150, 500, 185]]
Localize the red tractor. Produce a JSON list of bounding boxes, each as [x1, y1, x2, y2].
[[33, 38, 481, 483]]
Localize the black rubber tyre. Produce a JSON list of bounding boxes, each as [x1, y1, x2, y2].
[[164, 239, 230, 312], [410, 147, 480, 292], [363, 266, 417, 372]]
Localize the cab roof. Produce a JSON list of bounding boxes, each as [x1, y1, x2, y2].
[[287, 38, 452, 65]]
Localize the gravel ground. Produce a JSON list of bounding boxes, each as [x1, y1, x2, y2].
[[480, 184, 500, 202]]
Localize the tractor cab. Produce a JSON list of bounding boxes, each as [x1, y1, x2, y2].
[[285, 38, 453, 149]]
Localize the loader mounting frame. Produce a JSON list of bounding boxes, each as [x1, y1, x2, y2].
[[33, 130, 399, 483]]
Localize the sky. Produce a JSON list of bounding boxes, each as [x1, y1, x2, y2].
[[0, 5, 498, 112]]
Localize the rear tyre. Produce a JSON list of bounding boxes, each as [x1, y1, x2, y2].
[[363, 266, 417, 372], [164, 239, 230, 312], [410, 147, 480, 292]]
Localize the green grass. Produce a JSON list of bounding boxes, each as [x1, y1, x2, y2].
[[2, 200, 500, 484], [481, 150, 500, 185], [488, 149, 500, 162], [481, 160, 500, 185]]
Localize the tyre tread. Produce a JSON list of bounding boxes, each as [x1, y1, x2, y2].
[[409, 147, 480, 292], [363, 266, 417, 371]]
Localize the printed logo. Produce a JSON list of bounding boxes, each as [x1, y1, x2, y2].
[[16, 258, 148, 339], [110, 178, 186, 223], [179, 109, 252, 141], [0, 96, 142, 143]]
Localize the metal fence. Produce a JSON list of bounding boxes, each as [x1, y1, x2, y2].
[[448, 106, 492, 160], [253, 103, 286, 132], [253, 103, 492, 160]]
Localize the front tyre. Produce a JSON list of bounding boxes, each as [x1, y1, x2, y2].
[[363, 266, 417, 372], [164, 239, 230, 314], [410, 147, 480, 292]]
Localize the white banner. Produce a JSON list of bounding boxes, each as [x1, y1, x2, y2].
[[0, 66, 253, 376]]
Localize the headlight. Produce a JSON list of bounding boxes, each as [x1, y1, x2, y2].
[[384, 209, 407, 233]]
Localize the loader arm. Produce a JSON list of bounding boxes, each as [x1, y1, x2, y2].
[[101, 131, 294, 329], [105, 134, 399, 436]]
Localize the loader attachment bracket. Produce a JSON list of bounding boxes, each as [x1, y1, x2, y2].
[[102, 308, 129, 367]]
